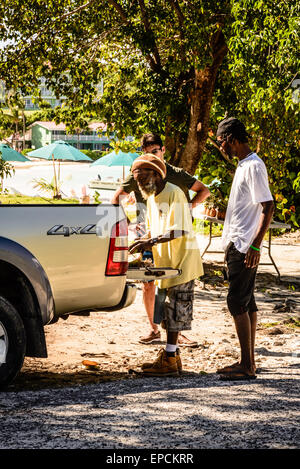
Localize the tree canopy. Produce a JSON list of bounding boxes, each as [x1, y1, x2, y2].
[[0, 0, 299, 226]]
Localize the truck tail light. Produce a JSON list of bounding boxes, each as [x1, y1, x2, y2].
[[105, 219, 128, 276]]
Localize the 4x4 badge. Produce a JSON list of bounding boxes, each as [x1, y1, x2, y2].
[[47, 224, 97, 237]]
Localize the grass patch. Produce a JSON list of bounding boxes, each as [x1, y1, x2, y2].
[[283, 317, 300, 329], [0, 194, 79, 204], [260, 318, 300, 330], [260, 321, 281, 328]]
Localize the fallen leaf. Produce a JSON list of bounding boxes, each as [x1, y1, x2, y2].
[[82, 360, 100, 370]]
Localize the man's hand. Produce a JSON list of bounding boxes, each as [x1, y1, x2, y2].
[[129, 229, 184, 254], [129, 239, 153, 254], [110, 187, 128, 205], [135, 223, 147, 237], [244, 200, 274, 269], [245, 247, 260, 269]]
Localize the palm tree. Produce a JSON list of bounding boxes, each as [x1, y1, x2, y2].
[[6, 90, 26, 151], [32, 177, 62, 199], [0, 157, 14, 193]]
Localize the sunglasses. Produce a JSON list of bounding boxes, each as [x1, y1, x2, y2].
[[215, 138, 226, 147], [150, 148, 162, 155]]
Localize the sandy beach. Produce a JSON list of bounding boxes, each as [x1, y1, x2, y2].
[[4, 160, 127, 201]]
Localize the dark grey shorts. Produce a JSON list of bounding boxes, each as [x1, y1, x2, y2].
[[226, 242, 258, 317], [154, 280, 194, 332]]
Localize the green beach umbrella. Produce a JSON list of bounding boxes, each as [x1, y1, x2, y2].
[[127, 152, 140, 160], [0, 144, 30, 162], [91, 150, 137, 166], [0, 144, 30, 193], [91, 150, 138, 179], [28, 141, 92, 198], [27, 140, 92, 162]]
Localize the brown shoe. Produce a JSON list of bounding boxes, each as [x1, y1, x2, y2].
[[141, 349, 179, 377], [141, 348, 182, 373], [139, 330, 161, 344], [177, 333, 198, 348]]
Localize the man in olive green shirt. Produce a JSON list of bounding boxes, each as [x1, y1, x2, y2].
[[120, 154, 202, 225], [111, 133, 210, 345]]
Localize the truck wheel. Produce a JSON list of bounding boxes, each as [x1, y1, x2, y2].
[[0, 296, 26, 388]]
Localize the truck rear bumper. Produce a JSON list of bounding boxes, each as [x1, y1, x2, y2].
[[102, 283, 137, 312]]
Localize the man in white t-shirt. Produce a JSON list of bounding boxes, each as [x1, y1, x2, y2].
[[216, 117, 274, 381]]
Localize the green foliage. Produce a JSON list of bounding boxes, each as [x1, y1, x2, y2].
[[32, 177, 62, 199], [21, 148, 33, 156], [55, 106, 90, 136], [293, 172, 300, 193], [24, 108, 57, 126], [109, 139, 140, 154], [0, 107, 23, 141], [0, 157, 15, 191], [0, 106, 56, 144], [212, 0, 300, 228], [0, 1, 299, 226], [195, 141, 236, 209], [0, 1, 231, 143], [79, 149, 101, 161], [93, 191, 102, 205]]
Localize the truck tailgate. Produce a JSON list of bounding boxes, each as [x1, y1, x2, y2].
[[0, 204, 131, 315]]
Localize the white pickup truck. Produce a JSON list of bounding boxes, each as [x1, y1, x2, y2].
[[0, 203, 138, 387]]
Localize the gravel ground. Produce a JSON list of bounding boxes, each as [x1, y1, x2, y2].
[[0, 235, 299, 450], [0, 369, 299, 449]]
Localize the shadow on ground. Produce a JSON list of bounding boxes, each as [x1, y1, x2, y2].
[[5, 359, 299, 393]]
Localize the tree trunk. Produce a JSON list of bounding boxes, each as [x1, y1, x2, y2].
[[177, 32, 228, 175], [13, 121, 19, 151], [22, 111, 26, 150], [164, 117, 184, 165]]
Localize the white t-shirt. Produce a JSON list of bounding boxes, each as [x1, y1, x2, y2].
[[222, 153, 273, 253]]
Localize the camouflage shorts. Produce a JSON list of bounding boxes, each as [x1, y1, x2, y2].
[[154, 280, 194, 332]]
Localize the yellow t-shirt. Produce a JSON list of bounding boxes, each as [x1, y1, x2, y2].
[[146, 182, 204, 289]]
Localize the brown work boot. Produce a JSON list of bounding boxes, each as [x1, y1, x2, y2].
[[141, 349, 179, 377], [141, 348, 182, 373], [139, 330, 161, 344]]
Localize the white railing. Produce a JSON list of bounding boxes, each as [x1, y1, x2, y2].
[[52, 134, 109, 142]]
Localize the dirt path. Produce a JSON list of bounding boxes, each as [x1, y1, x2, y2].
[[8, 258, 300, 392]]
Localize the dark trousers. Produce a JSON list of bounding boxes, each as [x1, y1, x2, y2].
[[226, 242, 258, 317]]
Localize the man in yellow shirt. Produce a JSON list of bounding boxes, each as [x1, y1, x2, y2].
[[129, 154, 203, 376], [112, 133, 210, 346]]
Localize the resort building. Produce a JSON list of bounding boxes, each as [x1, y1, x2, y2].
[[30, 121, 112, 151], [0, 78, 103, 110]]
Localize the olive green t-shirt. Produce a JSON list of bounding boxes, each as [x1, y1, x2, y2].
[[121, 162, 196, 222]]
